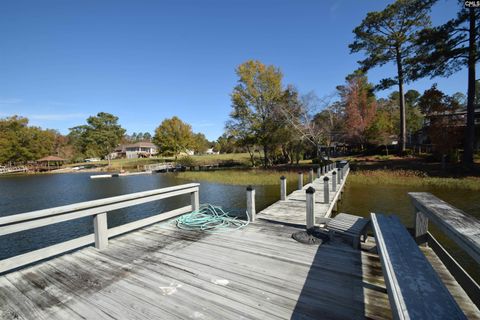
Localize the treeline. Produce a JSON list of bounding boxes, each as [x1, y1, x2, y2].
[[0, 116, 70, 165], [220, 0, 479, 166], [218, 61, 469, 166], [0, 112, 215, 165]]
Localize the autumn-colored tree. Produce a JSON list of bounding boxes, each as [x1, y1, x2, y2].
[[0, 116, 62, 164], [339, 73, 377, 150], [229, 60, 284, 167], [191, 132, 210, 154], [366, 102, 396, 155], [153, 116, 194, 160]]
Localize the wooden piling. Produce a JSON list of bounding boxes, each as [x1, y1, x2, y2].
[[323, 176, 329, 203], [332, 171, 337, 192], [337, 168, 341, 184], [298, 172, 303, 190], [280, 176, 287, 200], [246, 185, 256, 222], [309, 169, 314, 183], [306, 187, 315, 231]]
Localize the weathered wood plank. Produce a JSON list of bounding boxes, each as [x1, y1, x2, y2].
[[371, 213, 467, 320], [409, 192, 480, 264]]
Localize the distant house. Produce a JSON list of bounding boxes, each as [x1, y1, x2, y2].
[[205, 148, 219, 155], [111, 142, 158, 159]]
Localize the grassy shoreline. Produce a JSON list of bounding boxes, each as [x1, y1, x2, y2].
[[349, 170, 480, 190], [175, 170, 306, 185], [174, 168, 480, 190]]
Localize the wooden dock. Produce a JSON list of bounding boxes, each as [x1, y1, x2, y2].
[[259, 164, 348, 225], [1, 162, 479, 319]]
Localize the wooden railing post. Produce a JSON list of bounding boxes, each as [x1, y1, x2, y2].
[[414, 209, 429, 245], [332, 171, 337, 192], [309, 169, 314, 183], [298, 172, 303, 190], [93, 212, 108, 250], [306, 187, 316, 231], [317, 167, 321, 179], [246, 185, 256, 222], [337, 168, 342, 184], [323, 176, 330, 203], [191, 187, 200, 211], [280, 176, 287, 200]]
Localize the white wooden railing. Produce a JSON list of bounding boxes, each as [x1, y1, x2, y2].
[[409, 192, 480, 307], [0, 166, 28, 174], [0, 183, 200, 273]]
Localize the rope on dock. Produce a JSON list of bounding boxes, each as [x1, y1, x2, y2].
[[175, 204, 249, 232]]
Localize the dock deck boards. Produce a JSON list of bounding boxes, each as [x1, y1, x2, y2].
[[258, 169, 348, 225], [1, 218, 478, 319], [1, 165, 479, 320]]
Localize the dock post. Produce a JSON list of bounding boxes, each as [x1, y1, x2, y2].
[[191, 187, 200, 211], [414, 210, 429, 245], [298, 172, 303, 190], [337, 168, 342, 184], [323, 177, 329, 203], [246, 185, 256, 222], [280, 176, 287, 200], [309, 169, 314, 183], [317, 167, 321, 178], [93, 212, 108, 250], [332, 171, 337, 192], [306, 187, 316, 231]]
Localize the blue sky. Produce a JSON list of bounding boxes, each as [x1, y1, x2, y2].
[[0, 0, 468, 140]]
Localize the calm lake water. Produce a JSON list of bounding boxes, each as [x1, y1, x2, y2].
[[0, 172, 290, 261], [1, 172, 479, 281]]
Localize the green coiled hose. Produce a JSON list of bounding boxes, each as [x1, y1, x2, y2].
[[175, 204, 249, 232]]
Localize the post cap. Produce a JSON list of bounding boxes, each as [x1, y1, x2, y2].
[[323, 176, 329, 181], [246, 185, 254, 191], [306, 186, 316, 194], [332, 171, 336, 175], [280, 175, 286, 180]]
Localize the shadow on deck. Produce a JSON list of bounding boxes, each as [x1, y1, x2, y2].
[[1, 218, 478, 319], [0, 219, 391, 320]]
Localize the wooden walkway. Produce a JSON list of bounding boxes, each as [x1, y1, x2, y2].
[[0, 219, 391, 320], [1, 167, 479, 319], [259, 166, 348, 225], [1, 219, 479, 319]]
